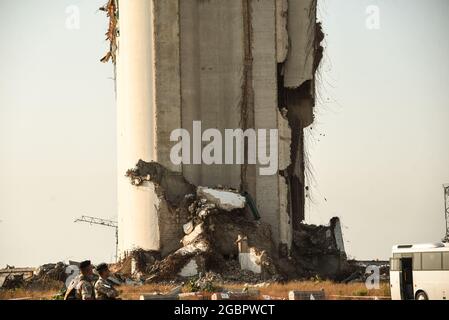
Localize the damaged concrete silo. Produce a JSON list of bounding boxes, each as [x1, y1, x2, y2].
[[107, 0, 327, 272]]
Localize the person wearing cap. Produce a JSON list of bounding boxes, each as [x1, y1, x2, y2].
[[64, 260, 95, 300], [94, 263, 119, 300], [64, 260, 96, 300], [76, 260, 96, 300]]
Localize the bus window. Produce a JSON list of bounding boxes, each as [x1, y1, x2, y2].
[[413, 252, 422, 270], [443, 252, 449, 270], [422, 252, 442, 270]]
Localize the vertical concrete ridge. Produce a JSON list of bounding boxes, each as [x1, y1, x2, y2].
[[153, 0, 187, 258], [278, 109, 293, 249], [180, 0, 244, 189], [284, 0, 317, 88], [153, 0, 182, 173], [275, 0, 289, 63], [240, 0, 256, 198], [251, 0, 281, 247]]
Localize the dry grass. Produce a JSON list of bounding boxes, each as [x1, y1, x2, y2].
[[223, 281, 390, 299], [119, 281, 390, 300], [0, 281, 391, 300], [0, 288, 59, 300], [0, 280, 64, 300], [119, 283, 177, 300]]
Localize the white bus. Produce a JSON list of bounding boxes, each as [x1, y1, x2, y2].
[[390, 242, 449, 300]]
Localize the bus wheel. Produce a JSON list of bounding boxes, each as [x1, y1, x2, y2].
[[416, 292, 428, 300]]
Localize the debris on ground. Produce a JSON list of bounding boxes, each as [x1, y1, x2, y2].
[[139, 184, 279, 283], [1, 274, 25, 290], [288, 290, 326, 300], [0, 261, 134, 292], [342, 260, 390, 284], [0, 266, 35, 290], [1, 165, 358, 294], [0, 264, 65, 291], [117, 160, 355, 283], [289, 217, 350, 279]]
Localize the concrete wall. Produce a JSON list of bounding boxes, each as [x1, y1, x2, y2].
[[180, 0, 243, 189], [153, 0, 186, 257], [251, 0, 282, 249], [115, 0, 320, 256]]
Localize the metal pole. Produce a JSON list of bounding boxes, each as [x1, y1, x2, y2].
[[444, 184, 449, 242], [115, 227, 118, 262]]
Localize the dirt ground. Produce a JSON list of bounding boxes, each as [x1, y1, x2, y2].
[[0, 281, 390, 300]]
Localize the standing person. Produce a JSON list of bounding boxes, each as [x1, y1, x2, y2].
[[94, 263, 120, 300], [64, 260, 96, 300]]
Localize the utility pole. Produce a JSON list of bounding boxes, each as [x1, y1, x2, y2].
[[74, 215, 118, 262], [444, 184, 449, 243]]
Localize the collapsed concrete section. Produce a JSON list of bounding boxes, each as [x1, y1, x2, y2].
[[291, 217, 349, 278], [104, 0, 341, 279], [0, 264, 69, 291], [121, 161, 276, 281], [119, 161, 350, 281], [111, 0, 324, 261]]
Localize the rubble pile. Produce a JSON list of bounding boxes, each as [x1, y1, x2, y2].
[[119, 160, 354, 283], [290, 218, 350, 279], [342, 260, 390, 284], [0, 264, 66, 291], [1, 157, 356, 293], [34, 262, 67, 283], [143, 188, 278, 283], [1, 274, 25, 290]]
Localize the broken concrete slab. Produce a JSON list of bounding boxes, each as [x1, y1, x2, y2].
[[197, 187, 246, 212], [183, 221, 194, 235], [236, 236, 263, 274], [178, 259, 199, 277], [145, 241, 208, 282], [330, 217, 346, 254], [288, 290, 326, 300], [284, 0, 318, 88], [211, 291, 260, 300], [262, 294, 286, 300], [140, 293, 179, 300], [126, 160, 196, 207], [239, 249, 263, 274], [182, 223, 204, 246], [290, 217, 350, 279]]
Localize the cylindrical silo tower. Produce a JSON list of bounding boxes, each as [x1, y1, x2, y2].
[[115, 0, 160, 256]]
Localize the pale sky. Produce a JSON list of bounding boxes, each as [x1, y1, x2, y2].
[[0, 0, 448, 267]]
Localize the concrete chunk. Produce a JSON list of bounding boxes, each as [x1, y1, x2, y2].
[[140, 293, 179, 300], [284, 0, 317, 88], [288, 290, 326, 300], [178, 259, 198, 277], [211, 291, 259, 300], [239, 248, 263, 274], [197, 187, 246, 211], [182, 223, 204, 246], [183, 221, 194, 235]]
